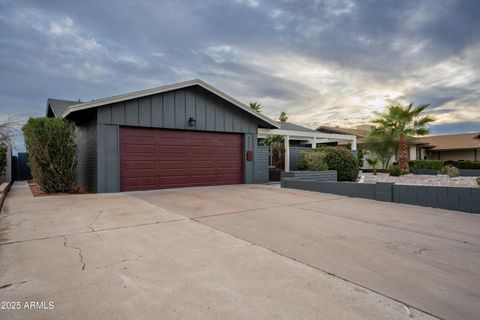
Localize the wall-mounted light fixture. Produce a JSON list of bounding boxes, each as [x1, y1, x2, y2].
[[188, 117, 196, 127]]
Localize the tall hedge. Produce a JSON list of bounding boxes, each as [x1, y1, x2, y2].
[[408, 160, 443, 170], [22, 118, 77, 193], [458, 160, 480, 169]]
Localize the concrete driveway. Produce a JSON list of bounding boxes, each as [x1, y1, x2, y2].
[[1, 184, 479, 319]]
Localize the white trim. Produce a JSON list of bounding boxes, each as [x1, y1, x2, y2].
[[284, 135, 290, 172], [258, 128, 357, 150], [59, 79, 279, 128]]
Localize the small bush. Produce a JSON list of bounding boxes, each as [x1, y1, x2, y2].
[[389, 165, 402, 176], [296, 151, 309, 170], [458, 160, 480, 169], [297, 151, 328, 171], [441, 166, 460, 177], [317, 147, 359, 181], [0, 144, 6, 174], [476, 177, 480, 185], [22, 117, 78, 193], [409, 160, 444, 170]]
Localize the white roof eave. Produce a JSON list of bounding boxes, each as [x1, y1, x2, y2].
[[258, 128, 356, 141]]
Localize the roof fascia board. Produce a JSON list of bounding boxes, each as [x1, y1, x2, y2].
[[258, 128, 356, 141]]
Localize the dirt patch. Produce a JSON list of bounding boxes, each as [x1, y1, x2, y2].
[[28, 181, 88, 197]]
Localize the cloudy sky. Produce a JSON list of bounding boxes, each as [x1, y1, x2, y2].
[[1, 0, 479, 151]]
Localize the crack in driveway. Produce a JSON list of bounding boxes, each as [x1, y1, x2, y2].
[[87, 210, 103, 232], [62, 235, 86, 271]]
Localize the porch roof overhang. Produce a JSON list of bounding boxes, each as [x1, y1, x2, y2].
[[258, 128, 357, 146]]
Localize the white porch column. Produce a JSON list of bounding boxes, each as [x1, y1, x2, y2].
[[351, 136, 357, 151], [312, 137, 316, 149], [284, 135, 290, 172]]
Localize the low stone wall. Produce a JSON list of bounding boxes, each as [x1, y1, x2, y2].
[[281, 179, 480, 214], [281, 170, 337, 182], [0, 181, 12, 211], [459, 169, 480, 177]]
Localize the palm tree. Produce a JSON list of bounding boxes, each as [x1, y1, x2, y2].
[[371, 102, 434, 174], [249, 101, 262, 112], [279, 111, 288, 122], [366, 158, 378, 175], [262, 135, 285, 170]]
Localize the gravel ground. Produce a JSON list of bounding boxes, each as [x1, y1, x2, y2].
[[360, 173, 479, 188]]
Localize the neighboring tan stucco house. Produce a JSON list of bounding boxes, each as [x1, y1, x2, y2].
[[317, 126, 480, 168], [413, 133, 480, 162]]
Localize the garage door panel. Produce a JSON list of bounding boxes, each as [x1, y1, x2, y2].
[[190, 168, 217, 175], [158, 169, 190, 177], [190, 146, 216, 154], [156, 146, 189, 154], [120, 127, 243, 191], [157, 160, 188, 169], [122, 161, 155, 170], [190, 160, 216, 168], [122, 145, 156, 154], [123, 177, 157, 187], [122, 136, 155, 145], [216, 160, 240, 168]]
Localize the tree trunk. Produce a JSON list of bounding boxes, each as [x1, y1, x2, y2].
[[399, 134, 409, 174], [271, 147, 285, 171]]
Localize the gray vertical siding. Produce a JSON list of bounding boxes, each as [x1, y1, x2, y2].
[[244, 133, 254, 184], [97, 124, 119, 193], [92, 85, 262, 192], [75, 116, 97, 192], [289, 147, 312, 171], [96, 86, 258, 134], [254, 145, 269, 184]]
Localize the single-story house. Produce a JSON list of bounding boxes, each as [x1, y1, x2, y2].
[[317, 125, 480, 167], [413, 133, 480, 161], [46, 79, 356, 193]]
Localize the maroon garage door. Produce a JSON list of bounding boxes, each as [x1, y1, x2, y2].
[[120, 127, 244, 191]]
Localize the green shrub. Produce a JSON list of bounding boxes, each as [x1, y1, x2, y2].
[[296, 151, 309, 170], [297, 151, 328, 171], [22, 117, 77, 193], [408, 160, 416, 172], [441, 166, 460, 177], [409, 160, 443, 170], [389, 164, 402, 176], [476, 177, 480, 185], [317, 147, 359, 181], [0, 144, 6, 174], [458, 160, 480, 169]]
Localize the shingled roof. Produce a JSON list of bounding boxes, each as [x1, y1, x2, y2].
[[46, 98, 80, 117], [414, 132, 480, 150], [316, 125, 369, 138], [277, 122, 318, 133]]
